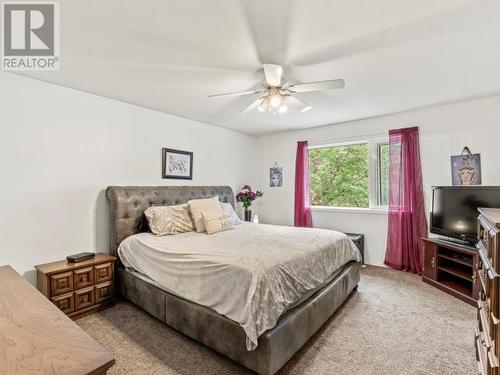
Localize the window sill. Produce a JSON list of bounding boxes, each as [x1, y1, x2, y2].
[[311, 206, 388, 215]]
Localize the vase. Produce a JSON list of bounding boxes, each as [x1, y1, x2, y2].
[[244, 208, 252, 222]]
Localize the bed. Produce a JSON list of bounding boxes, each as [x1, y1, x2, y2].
[[106, 186, 361, 375]]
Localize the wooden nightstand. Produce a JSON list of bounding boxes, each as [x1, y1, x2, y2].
[[35, 253, 116, 320]]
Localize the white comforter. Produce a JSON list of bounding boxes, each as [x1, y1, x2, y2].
[[118, 222, 361, 350]]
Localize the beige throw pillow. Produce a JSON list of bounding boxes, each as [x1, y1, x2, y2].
[[187, 196, 221, 232], [201, 210, 233, 234], [144, 204, 194, 236]]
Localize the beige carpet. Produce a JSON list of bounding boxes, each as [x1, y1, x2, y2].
[[77, 266, 476, 375]]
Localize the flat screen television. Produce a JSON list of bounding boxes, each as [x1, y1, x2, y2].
[[430, 186, 500, 244]]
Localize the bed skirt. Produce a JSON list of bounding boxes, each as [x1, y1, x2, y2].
[[117, 261, 360, 375]]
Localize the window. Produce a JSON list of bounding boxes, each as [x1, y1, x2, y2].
[[309, 139, 389, 209], [377, 143, 390, 206]]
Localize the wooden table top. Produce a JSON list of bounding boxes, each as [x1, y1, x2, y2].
[[0, 265, 115, 375], [34, 253, 116, 275]]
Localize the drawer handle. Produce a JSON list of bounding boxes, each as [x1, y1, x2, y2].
[[431, 256, 435, 268], [487, 268, 496, 280], [58, 279, 67, 289], [492, 313, 500, 326], [488, 350, 499, 368]]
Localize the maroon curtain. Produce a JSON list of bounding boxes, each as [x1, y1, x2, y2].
[[384, 127, 428, 274], [294, 141, 313, 227]]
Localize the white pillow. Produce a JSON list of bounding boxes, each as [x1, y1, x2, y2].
[[201, 210, 233, 234], [188, 196, 221, 232], [220, 202, 242, 225]]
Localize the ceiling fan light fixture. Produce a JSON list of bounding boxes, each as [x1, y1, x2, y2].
[[208, 64, 343, 116], [270, 93, 281, 108], [278, 105, 288, 114], [256, 97, 266, 112]]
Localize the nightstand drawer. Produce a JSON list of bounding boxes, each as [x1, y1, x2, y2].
[[51, 292, 74, 314], [94, 262, 113, 283], [74, 266, 94, 289], [74, 286, 95, 311], [95, 281, 113, 304], [50, 271, 73, 296]]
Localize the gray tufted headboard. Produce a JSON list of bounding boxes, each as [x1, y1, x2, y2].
[[105, 186, 235, 259]]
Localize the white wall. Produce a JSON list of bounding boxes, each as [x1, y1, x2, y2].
[[0, 72, 256, 283], [254, 95, 500, 266], [3, 71, 500, 281]]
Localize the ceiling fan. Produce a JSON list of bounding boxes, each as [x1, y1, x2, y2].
[[209, 64, 345, 114]]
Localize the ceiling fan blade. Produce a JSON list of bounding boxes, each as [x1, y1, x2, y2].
[[284, 95, 312, 112], [209, 89, 263, 98], [263, 64, 283, 86], [288, 79, 345, 93], [241, 98, 263, 114]]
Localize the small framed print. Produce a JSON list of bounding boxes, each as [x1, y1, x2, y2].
[[162, 148, 193, 180], [451, 153, 481, 186], [270, 166, 283, 187]]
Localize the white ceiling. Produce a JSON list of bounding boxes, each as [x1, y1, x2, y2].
[[20, 0, 500, 135]]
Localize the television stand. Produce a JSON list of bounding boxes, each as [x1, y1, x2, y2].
[[422, 237, 479, 305]]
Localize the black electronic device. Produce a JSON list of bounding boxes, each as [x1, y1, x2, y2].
[[430, 186, 500, 244], [66, 252, 96, 263]]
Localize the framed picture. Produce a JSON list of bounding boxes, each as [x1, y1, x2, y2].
[[451, 150, 481, 186], [270, 165, 283, 187], [162, 148, 193, 180]]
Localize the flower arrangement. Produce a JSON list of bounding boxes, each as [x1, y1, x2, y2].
[[236, 185, 263, 210]]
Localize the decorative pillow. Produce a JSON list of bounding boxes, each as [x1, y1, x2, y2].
[[144, 204, 194, 236], [187, 196, 221, 232], [201, 210, 233, 234], [220, 202, 242, 225]]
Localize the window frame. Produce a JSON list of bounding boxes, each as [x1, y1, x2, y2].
[[375, 141, 390, 207], [308, 137, 389, 213]]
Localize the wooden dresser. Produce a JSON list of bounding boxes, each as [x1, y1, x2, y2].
[[476, 208, 500, 375], [35, 253, 116, 319], [0, 265, 114, 374]]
